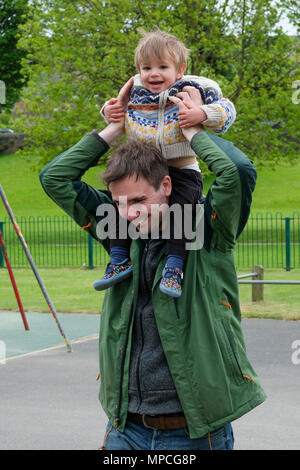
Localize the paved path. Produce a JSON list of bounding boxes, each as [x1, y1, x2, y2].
[[0, 314, 299, 450]]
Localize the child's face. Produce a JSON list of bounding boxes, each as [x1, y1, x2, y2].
[[139, 55, 185, 94]]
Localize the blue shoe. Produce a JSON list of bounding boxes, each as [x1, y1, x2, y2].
[[93, 259, 133, 291], [159, 267, 183, 298]]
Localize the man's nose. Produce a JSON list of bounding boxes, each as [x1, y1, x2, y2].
[[126, 205, 140, 222]]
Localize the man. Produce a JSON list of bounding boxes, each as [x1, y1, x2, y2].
[[40, 85, 266, 450]]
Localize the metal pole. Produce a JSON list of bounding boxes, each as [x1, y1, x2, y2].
[[0, 221, 3, 268], [239, 280, 300, 284], [88, 234, 94, 269], [237, 272, 257, 279], [285, 217, 291, 272], [0, 184, 72, 352], [0, 227, 29, 331]]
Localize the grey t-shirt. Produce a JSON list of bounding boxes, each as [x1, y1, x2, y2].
[[128, 239, 183, 415]]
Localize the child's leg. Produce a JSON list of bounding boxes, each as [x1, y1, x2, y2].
[[93, 216, 132, 291], [159, 166, 203, 298], [110, 238, 131, 265]]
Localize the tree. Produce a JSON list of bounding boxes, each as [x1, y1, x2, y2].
[[218, 0, 300, 166], [13, 0, 300, 170], [0, 0, 29, 110]]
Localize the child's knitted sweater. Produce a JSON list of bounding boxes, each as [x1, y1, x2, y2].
[[101, 74, 236, 161], [126, 74, 235, 161]]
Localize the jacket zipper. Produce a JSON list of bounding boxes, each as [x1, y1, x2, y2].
[[174, 298, 180, 319], [114, 300, 134, 431], [135, 242, 150, 409], [221, 320, 244, 380]]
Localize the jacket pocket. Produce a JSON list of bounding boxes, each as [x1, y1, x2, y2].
[[216, 319, 245, 386]]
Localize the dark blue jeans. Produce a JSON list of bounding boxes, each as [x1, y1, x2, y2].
[[102, 420, 234, 450]]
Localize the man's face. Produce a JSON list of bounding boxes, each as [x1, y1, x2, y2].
[[109, 173, 172, 235], [139, 54, 185, 94]]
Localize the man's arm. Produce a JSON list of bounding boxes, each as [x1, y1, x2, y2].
[[39, 131, 112, 249], [170, 95, 256, 248], [40, 79, 133, 247]]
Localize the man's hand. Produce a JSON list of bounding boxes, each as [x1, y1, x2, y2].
[[169, 95, 204, 142], [117, 76, 134, 109], [175, 86, 207, 128], [99, 77, 134, 145]]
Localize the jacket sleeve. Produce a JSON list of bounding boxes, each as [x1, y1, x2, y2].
[[39, 132, 113, 250], [190, 131, 257, 249], [192, 76, 236, 134]]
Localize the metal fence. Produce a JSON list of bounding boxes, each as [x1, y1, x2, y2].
[[0, 212, 299, 269], [235, 212, 300, 270]]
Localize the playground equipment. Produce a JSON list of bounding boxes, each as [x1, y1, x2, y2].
[[0, 184, 72, 352]]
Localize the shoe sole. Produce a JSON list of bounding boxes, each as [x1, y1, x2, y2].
[[93, 267, 133, 291], [159, 283, 182, 298]]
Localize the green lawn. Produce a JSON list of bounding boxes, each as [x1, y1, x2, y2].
[[0, 150, 300, 217], [0, 151, 106, 218], [0, 267, 106, 314], [237, 268, 300, 320], [0, 267, 299, 320], [1, 149, 299, 320]]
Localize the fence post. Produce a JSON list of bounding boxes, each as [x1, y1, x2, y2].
[[285, 217, 291, 271], [0, 222, 4, 267], [252, 265, 264, 302], [88, 234, 94, 269]]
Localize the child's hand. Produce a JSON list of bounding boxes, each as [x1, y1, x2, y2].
[[169, 95, 203, 142], [178, 104, 207, 128], [103, 98, 125, 123], [175, 86, 207, 128]]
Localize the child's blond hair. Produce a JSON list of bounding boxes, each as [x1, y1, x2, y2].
[[134, 28, 189, 72]]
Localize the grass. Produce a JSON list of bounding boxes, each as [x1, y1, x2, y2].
[[0, 151, 106, 218], [0, 149, 299, 319], [202, 160, 300, 216], [1, 150, 300, 217], [238, 268, 300, 320], [0, 267, 106, 314], [0, 267, 299, 320]]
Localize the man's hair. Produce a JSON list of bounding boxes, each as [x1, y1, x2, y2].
[[101, 140, 169, 190], [134, 28, 189, 72]]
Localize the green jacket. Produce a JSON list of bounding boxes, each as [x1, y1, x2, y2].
[[40, 130, 266, 438]]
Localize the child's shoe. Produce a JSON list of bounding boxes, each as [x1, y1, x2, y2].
[[159, 266, 183, 298], [93, 259, 132, 291]]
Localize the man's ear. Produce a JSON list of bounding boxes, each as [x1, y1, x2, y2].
[[161, 175, 172, 198]]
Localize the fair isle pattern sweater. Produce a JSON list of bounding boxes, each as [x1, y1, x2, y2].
[[124, 74, 236, 160]]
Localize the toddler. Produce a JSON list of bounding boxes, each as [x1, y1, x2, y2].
[[94, 28, 236, 297]]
